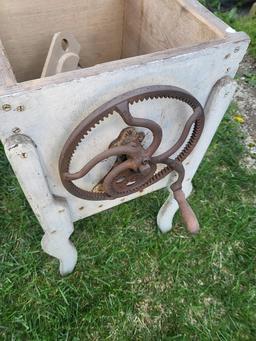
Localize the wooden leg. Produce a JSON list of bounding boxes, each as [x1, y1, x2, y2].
[[40, 200, 78, 275], [4, 134, 77, 275]]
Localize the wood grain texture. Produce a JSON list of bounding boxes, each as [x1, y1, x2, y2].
[[0, 0, 240, 84], [0, 39, 16, 87], [0, 0, 124, 82], [122, 0, 225, 58]]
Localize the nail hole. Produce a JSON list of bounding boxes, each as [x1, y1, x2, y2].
[[224, 54, 231, 59], [61, 39, 69, 51]]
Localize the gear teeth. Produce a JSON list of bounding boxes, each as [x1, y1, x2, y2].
[[68, 110, 117, 166], [60, 86, 204, 200], [104, 112, 111, 119]]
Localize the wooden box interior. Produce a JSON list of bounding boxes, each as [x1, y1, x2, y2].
[[0, 0, 225, 82]]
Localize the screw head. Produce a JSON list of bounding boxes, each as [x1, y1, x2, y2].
[[2, 104, 12, 111], [16, 105, 25, 112], [12, 127, 21, 134]]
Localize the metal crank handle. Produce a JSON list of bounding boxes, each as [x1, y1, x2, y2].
[[166, 159, 200, 234], [173, 189, 200, 235]]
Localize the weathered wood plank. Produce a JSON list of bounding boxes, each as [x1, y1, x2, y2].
[[0, 40, 16, 88]]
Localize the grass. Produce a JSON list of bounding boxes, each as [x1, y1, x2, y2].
[[219, 12, 256, 58], [229, 14, 256, 59], [0, 104, 256, 340], [199, 1, 256, 58]]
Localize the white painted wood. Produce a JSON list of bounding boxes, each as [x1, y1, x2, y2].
[[0, 37, 248, 220], [157, 77, 237, 233], [183, 77, 238, 181], [0, 39, 248, 274], [0, 0, 250, 274], [4, 134, 77, 275]]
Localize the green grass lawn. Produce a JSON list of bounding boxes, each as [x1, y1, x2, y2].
[[0, 103, 256, 340], [218, 12, 256, 58]]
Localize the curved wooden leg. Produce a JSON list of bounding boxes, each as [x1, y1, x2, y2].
[[42, 232, 77, 276], [4, 134, 77, 275], [41, 210, 77, 276], [39, 197, 77, 275]]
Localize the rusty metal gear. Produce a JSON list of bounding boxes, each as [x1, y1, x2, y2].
[[59, 85, 205, 201]]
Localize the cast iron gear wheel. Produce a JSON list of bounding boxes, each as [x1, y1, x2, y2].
[[59, 85, 205, 200]]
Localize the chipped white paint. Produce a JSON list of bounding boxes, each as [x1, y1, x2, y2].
[[226, 27, 236, 34], [4, 135, 77, 275], [0, 1, 250, 274]]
